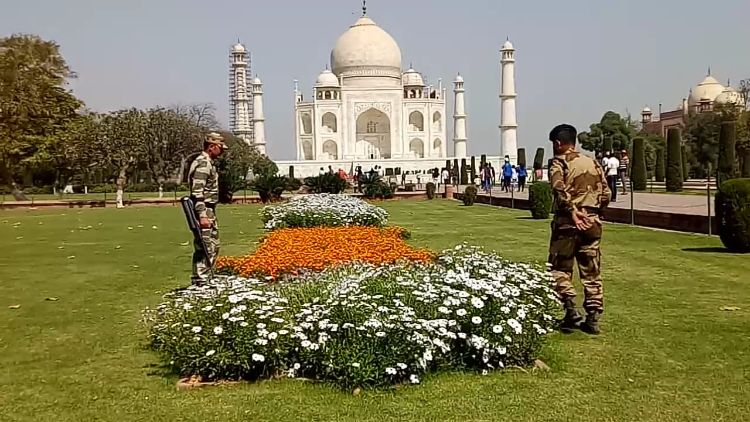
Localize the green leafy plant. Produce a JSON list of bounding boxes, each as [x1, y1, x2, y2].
[[716, 178, 750, 253], [363, 182, 394, 200], [528, 182, 552, 219], [303, 173, 348, 194], [252, 174, 287, 203], [655, 148, 666, 182], [718, 121, 737, 185], [533, 148, 545, 171]]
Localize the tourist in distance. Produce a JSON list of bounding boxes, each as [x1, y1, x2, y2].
[[517, 164, 527, 192], [618, 150, 629, 195], [502, 157, 513, 192], [606, 153, 620, 202]]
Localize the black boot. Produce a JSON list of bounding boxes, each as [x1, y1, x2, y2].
[[560, 299, 583, 333], [580, 311, 602, 335]]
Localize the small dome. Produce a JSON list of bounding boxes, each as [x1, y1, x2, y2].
[[232, 43, 246, 53], [688, 75, 725, 106], [252, 76, 262, 85], [330, 16, 402, 78], [715, 86, 744, 106], [402, 68, 424, 87], [315, 69, 339, 87], [502, 39, 514, 50], [642, 106, 652, 113], [454, 73, 464, 83]]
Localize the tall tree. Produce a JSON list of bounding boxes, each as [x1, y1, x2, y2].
[[143, 107, 203, 185], [578, 111, 636, 153], [631, 137, 647, 191], [717, 121, 737, 185], [94, 109, 148, 208], [0, 34, 82, 187], [666, 128, 684, 192]]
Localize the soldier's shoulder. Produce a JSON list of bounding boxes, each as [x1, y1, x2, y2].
[[569, 152, 599, 169]]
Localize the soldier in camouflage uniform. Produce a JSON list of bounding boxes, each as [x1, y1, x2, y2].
[[188, 132, 226, 285], [547, 124, 611, 334]]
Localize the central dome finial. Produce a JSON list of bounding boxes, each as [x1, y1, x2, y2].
[[362, 0, 367, 16]]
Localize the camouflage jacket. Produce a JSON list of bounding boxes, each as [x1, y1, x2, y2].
[[188, 152, 219, 218], [548, 150, 611, 215]]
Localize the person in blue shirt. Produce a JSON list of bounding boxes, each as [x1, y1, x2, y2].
[[517, 165, 528, 192], [502, 157, 513, 192]]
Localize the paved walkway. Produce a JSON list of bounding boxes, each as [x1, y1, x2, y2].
[[472, 186, 713, 216]]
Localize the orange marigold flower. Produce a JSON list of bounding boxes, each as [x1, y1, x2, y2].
[[216, 226, 433, 279]]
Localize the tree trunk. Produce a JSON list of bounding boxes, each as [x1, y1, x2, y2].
[[177, 156, 188, 183], [116, 165, 128, 208]]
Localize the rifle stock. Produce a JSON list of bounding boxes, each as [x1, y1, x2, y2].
[[180, 196, 214, 277]]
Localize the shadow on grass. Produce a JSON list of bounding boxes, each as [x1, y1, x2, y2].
[[682, 247, 737, 254], [516, 216, 537, 220]]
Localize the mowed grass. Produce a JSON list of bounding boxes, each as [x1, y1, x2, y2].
[[1, 200, 749, 421]]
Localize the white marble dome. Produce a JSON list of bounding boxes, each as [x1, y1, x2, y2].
[[232, 43, 246, 53], [402, 68, 424, 86], [715, 86, 744, 106], [502, 40, 514, 50], [330, 16, 402, 78], [315, 69, 340, 87], [689, 75, 725, 106]]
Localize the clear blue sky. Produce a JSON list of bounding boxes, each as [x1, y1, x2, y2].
[[3, 0, 749, 160]]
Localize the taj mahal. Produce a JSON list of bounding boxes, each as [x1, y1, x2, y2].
[[229, 5, 520, 178]]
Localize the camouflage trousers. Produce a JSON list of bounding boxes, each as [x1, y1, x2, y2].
[[548, 215, 604, 313], [192, 208, 220, 284]]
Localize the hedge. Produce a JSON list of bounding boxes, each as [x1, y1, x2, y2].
[[462, 186, 478, 206], [533, 148, 545, 171], [716, 178, 750, 253], [517, 148, 527, 169], [460, 159, 468, 185]]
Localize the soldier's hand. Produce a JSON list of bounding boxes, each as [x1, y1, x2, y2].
[[573, 210, 592, 231], [199, 217, 212, 229]]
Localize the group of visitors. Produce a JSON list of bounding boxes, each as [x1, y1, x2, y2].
[[599, 150, 629, 202], [499, 156, 528, 193]]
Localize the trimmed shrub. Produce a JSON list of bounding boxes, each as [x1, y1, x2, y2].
[[717, 121, 737, 185], [470, 156, 476, 182], [666, 128, 683, 192], [517, 148, 527, 169], [460, 159, 468, 185], [655, 148, 666, 182], [480, 154, 487, 169], [716, 178, 750, 253], [528, 182, 552, 219], [533, 148, 545, 171], [289, 165, 295, 179], [631, 137, 647, 191], [304, 173, 348, 194], [285, 177, 302, 192], [404, 183, 416, 192], [445, 160, 451, 173], [453, 159, 459, 176], [426, 182, 436, 199], [462, 185, 478, 206]]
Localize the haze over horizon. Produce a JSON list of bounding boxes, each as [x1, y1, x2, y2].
[[2, 0, 749, 160]]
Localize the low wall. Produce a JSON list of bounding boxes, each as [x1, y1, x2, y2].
[[455, 193, 718, 235]]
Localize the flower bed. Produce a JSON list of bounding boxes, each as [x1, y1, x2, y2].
[[216, 226, 432, 279], [145, 246, 558, 389], [261, 194, 389, 230]]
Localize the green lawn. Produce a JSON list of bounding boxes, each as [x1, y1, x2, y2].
[[1, 200, 748, 421]]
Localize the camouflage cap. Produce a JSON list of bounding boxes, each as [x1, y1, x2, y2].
[[206, 132, 228, 149]]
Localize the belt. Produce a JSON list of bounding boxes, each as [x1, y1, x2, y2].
[[582, 207, 600, 215], [205, 202, 217, 210]]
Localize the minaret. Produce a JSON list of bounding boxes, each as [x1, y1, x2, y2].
[[229, 41, 253, 145], [251, 76, 267, 155], [500, 39, 518, 164], [452, 73, 468, 158]]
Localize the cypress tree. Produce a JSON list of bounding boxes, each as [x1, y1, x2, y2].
[[742, 149, 750, 178], [445, 160, 451, 173], [453, 159, 459, 176], [666, 128, 683, 192], [681, 145, 690, 181], [655, 148, 666, 182], [289, 165, 295, 179], [470, 156, 476, 182], [533, 148, 545, 170], [631, 137, 647, 191], [480, 154, 487, 169], [517, 148, 527, 169], [460, 159, 468, 185], [717, 121, 737, 185]]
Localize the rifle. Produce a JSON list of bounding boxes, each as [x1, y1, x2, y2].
[[180, 196, 215, 279]]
